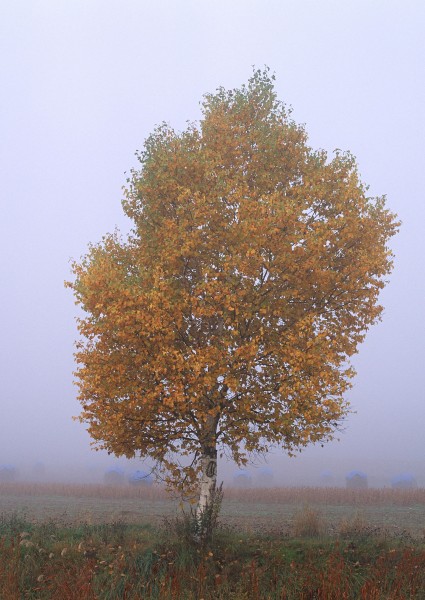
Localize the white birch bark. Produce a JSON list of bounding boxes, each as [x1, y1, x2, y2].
[[195, 415, 219, 539], [197, 452, 217, 517]]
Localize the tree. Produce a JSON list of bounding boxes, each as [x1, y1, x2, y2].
[[67, 69, 399, 534]]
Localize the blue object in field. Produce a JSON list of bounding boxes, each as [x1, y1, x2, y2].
[[104, 467, 125, 485], [0, 464, 17, 482], [346, 470, 367, 479], [128, 470, 153, 486], [257, 466, 274, 484], [346, 470, 368, 489], [233, 469, 252, 486], [391, 472, 417, 489]]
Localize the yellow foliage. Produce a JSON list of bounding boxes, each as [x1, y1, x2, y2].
[[66, 68, 399, 494]]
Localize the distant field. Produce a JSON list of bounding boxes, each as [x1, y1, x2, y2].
[[1, 483, 424, 537]]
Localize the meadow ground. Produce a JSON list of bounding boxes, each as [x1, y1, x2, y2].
[[0, 483, 424, 598], [0, 483, 424, 537]]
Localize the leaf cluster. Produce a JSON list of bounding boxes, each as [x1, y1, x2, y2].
[[67, 68, 399, 493]]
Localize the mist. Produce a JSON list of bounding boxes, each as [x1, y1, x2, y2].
[[1, 1, 424, 488]]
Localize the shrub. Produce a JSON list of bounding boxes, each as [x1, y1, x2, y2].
[[338, 513, 375, 539], [293, 506, 325, 538]]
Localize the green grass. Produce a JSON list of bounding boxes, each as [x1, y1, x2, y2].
[[0, 512, 424, 599]]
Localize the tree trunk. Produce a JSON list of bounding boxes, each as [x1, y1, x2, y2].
[[197, 446, 217, 516], [196, 445, 218, 541]]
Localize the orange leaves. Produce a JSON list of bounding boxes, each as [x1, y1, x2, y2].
[[67, 69, 399, 495]]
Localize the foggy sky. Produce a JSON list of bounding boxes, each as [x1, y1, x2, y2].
[[1, 0, 424, 485]]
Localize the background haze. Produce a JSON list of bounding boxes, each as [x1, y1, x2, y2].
[[1, 0, 424, 486]]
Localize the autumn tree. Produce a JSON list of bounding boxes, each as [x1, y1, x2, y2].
[[67, 69, 398, 530]]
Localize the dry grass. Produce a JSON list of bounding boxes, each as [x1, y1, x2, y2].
[[338, 512, 374, 538], [1, 483, 424, 539], [1, 483, 424, 506], [0, 482, 169, 501], [292, 506, 325, 537], [224, 485, 425, 506]]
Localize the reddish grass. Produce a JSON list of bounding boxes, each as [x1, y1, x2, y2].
[[1, 526, 424, 599], [0, 538, 19, 600]]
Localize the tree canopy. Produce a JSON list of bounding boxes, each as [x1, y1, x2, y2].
[[67, 69, 399, 500]]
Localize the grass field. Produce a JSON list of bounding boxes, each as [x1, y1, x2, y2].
[[1, 483, 424, 537], [0, 483, 424, 598]]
